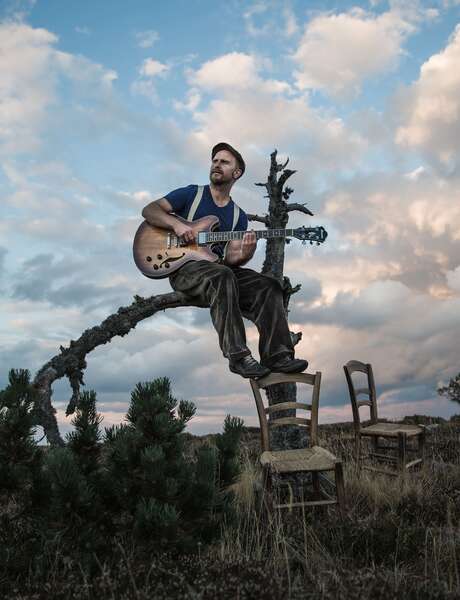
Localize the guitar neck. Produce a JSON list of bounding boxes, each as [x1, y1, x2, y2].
[[204, 229, 295, 243]]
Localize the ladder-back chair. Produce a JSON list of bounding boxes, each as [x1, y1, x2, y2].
[[250, 372, 345, 512], [343, 360, 426, 476]]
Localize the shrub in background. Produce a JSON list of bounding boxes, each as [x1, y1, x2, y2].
[[0, 369, 41, 496], [0, 371, 245, 591]]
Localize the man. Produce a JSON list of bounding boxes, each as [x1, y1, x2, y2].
[[141, 142, 308, 379]]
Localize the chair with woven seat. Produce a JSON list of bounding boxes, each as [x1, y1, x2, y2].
[[250, 371, 345, 512], [343, 360, 426, 476]]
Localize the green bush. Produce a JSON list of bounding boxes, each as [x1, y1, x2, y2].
[[0, 370, 245, 591]]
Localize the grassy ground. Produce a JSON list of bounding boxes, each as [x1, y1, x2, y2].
[[3, 418, 460, 599]]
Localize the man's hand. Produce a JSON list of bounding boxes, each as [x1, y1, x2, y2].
[[173, 221, 195, 243], [241, 230, 257, 259]]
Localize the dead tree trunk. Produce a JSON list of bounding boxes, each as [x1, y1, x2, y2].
[[248, 150, 313, 452]]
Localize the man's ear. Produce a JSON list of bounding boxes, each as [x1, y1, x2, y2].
[[233, 168, 242, 180]]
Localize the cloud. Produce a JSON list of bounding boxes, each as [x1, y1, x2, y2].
[[179, 52, 366, 184], [0, 21, 118, 156], [0, 247, 7, 290], [242, 1, 299, 39], [283, 5, 299, 37], [191, 52, 271, 92], [109, 189, 156, 209], [292, 7, 414, 98], [131, 57, 170, 101], [243, 1, 271, 37], [134, 29, 159, 48], [294, 280, 412, 330], [395, 24, 460, 170], [75, 26, 90, 35], [1, 0, 36, 21], [139, 58, 169, 77], [10, 253, 131, 310], [446, 266, 460, 291], [173, 88, 201, 112]]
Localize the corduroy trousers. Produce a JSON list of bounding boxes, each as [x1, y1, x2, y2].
[[169, 260, 294, 364]]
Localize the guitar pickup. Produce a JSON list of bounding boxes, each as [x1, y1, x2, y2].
[[197, 232, 207, 246]]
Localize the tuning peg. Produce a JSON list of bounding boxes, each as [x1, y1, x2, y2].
[[302, 240, 306, 246], [310, 241, 313, 245], [316, 241, 320, 246]]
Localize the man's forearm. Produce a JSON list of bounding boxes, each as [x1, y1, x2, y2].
[[142, 201, 178, 230]]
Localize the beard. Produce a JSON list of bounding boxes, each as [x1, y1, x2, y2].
[[210, 170, 232, 186]]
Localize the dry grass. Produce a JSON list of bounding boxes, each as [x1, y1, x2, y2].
[[214, 420, 460, 599], [2, 420, 459, 599]]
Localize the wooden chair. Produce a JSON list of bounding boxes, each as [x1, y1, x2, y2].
[[250, 372, 345, 512], [343, 360, 426, 476]]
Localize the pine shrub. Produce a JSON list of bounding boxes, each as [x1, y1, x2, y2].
[[0, 372, 245, 593], [0, 369, 41, 495]]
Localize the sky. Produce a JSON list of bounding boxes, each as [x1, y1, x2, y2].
[[1, 0, 460, 437]]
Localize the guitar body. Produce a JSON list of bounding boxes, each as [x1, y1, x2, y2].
[[133, 215, 221, 279]]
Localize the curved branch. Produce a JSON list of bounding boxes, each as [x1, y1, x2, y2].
[[276, 157, 289, 172], [247, 213, 270, 226], [290, 331, 302, 347], [278, 169, 296, 189], [33, 291, 208, 446], [286, 202, 314, 217]]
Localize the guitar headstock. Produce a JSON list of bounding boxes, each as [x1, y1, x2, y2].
[[293, 226, 328, 245]]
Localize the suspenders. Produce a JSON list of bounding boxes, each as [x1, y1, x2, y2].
[[186, 185, 204, 221], [232, 204, 240, 230], [187, 185, 240, 231]]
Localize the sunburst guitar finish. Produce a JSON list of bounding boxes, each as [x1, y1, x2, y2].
[[133, 215, 328, 279], [133, 215, 221, 279]]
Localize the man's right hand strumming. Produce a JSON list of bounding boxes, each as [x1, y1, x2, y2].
[[173, 221, 195, 243]]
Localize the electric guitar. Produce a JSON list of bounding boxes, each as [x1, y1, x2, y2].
[[133, 214, 328, 279]]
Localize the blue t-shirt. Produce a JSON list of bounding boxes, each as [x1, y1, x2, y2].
[[165, 184, 248, 233]]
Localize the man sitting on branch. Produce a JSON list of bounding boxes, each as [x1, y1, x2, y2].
[[141, 142, 308, 379]]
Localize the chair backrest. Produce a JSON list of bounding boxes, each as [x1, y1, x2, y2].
[[249, 372, 321, 452], [343, 360, 378, 430]]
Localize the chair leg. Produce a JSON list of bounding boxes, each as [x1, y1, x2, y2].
[[334, 462, 346, 517], [372, 435, 379, 455], [262, 466, 274, 512], [312, 472, 321, 499], [419, 429, 426, 465]]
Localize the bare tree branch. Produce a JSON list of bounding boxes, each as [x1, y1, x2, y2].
[[247, 213, 270, 226], [278, 168, 297, 189], [276, 157, 290, 172], [286, 202, 314, 216], [290, 331, 302, 347]]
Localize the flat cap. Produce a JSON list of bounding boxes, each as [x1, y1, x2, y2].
[[212, 142, 245, 177]]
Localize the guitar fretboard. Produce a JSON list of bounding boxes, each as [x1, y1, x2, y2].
[[205, 229, 295, 243]]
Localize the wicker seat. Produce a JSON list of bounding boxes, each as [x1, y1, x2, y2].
[[344, 360, 426, 476], [260, 446, 338, 473], [250, 372, 345, 512]]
